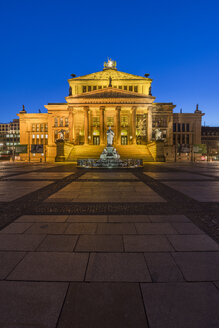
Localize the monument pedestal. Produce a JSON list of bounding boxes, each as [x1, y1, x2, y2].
[[55, 139, 65, 162]]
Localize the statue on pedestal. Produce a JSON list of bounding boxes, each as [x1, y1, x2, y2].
[[107, 127, 114, 146]]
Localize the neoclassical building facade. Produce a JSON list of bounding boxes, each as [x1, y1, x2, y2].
[[18, 59, 204, 162]]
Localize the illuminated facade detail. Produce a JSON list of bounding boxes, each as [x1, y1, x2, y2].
[[18, 61, 204, 162]]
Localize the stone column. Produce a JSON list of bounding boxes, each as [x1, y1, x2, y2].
[[100, 106, 105, 144], [131, 106, 137, 144], [68, 107, 73, 142], [147, 107, 152, 142], [88, 109, 91, 144], [84, 106, 89, 145], [116, 106, 121, 145]]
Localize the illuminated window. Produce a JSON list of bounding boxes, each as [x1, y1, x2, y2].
[[40, 124, 44, 132], [65, 118, 68, 127], [45, 124, 48, 132], [134, 86, 138, 92], [36, 124, 40, 132], [54, 118, 58, 127], [32, 124, 36, 132], [60, 118, 63, 127], [41, 134, 44, 139]]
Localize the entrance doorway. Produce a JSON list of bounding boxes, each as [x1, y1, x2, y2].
[[93, 136, 100, 145], [121, 136, 128, 145]]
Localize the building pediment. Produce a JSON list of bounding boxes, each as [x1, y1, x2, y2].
[[65, 87, 155, 105], [68, 69, 152, 81]]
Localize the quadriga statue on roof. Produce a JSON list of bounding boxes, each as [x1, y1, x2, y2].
[[106, 127, 114, 146]]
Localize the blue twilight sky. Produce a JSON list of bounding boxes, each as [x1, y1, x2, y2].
[[0, 0, 219, 125]]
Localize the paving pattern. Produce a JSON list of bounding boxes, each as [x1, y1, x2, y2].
[[0, 161, 219, 328]]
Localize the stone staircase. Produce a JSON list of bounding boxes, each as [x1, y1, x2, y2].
[[66, 144, 155, 162], [66, 145, 105, 161], [116, 145, 154, 162]]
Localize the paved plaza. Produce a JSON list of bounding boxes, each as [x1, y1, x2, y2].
[[0, 162, 219, 327]]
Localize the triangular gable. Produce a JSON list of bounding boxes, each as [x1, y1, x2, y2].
[[69, 69, 151, 81]]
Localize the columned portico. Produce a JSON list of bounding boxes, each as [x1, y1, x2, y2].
[[116, 106, 121, 145], [147, 107, 152, 142], [100, 106, 105, 144], [84, 106, 89, 144], [131, 106, 137, 144]]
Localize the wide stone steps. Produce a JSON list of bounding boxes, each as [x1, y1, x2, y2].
[[66, 145, 105, 161], [66, 144, 154, 162], [116, 145, 154, 161]]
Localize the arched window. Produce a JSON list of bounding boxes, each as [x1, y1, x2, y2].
[[54, 118, 58, 127]]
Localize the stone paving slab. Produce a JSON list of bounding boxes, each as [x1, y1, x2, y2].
[[135, 223, 177, 234], [16, 215, 68, 222], [163, 181, 219, 202], [47, 181, 166, 203], [0, 252, 26, 279], [0, 281, 68, 328], [86, 253, 151, 282], [171, 222, 204, 234], [0, 180, 53, 201], [144, 172, 213, 180], [57, 283, 148, 328], [79, 172, 138, 179], [97, 223, 136, 234], [0, 234, 46, 251], [75, 235, 124, 252], [36, 235, 78, 252], [172, 252, 219, 281], [144, 252, 184, 282], [6, 172, 73, 180], [167, 235, 219, 251], [64, 223, 97, 234], [67, 215, 108, 222], [0, 222, 33, 234], [108, 215, 151, 222], [25, 222, 69, 234], [124, 235, 174, 252], [149, 215, 190, 223], [141, 282, 219, 328], [8, 252, 89, 281]]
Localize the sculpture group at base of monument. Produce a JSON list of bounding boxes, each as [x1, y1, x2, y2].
[[77, 127, 143, 168]]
